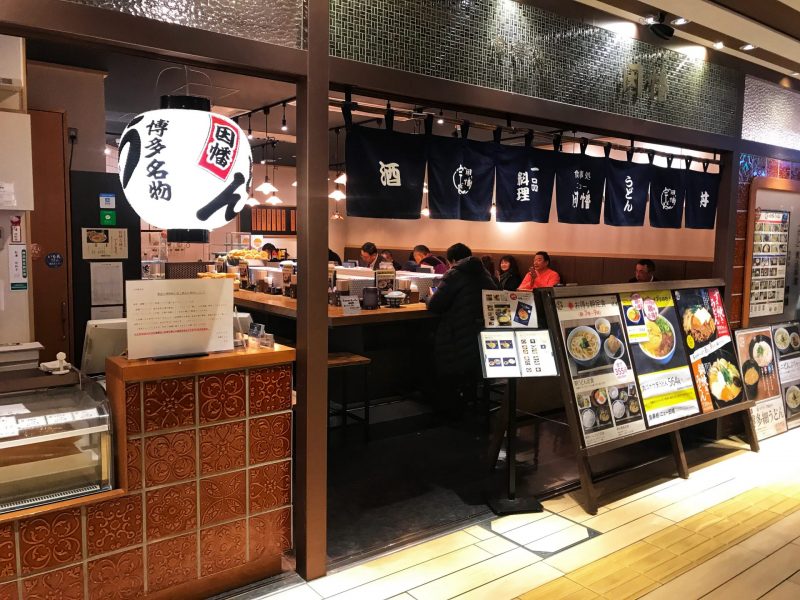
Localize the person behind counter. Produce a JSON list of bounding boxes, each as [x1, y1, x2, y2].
[[412, 244, 448, 274], [498, 255, 522, 291], [518, 251, 560, 290], [481, 255, 500, 288], [328, 248, 343, 266], [629, 259, 656, 283], [426, 243, 497, 415], [379, 249, 403, 271], [260, 243, 280, 262], [360, 242, 379, 269]]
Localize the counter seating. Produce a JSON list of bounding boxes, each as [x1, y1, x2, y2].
[[343, 247, 713, 286]]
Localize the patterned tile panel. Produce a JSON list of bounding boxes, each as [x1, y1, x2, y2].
[[249, 413, 292, 465], [200, 471, 247, 527], [146, 482, 197, 540], [87, 548, 144, 600], [143, 378, 195, 432], [250, 507, 292, 560], [86, 495, 143, 556], [126, 438, 142, 491], [0, 524, 14, 581], [200, 421, 246, 475], [146, 533, 197, 593], [18, 509, 82, 575], [21, 565, 83, 600], [199, 520, 247, 577], [124, 383, 140, 435], [144, 430, 196, 486], [0, 582, 17, 600], [249, 365, 292, 415], [250, 460, 292, 513], [329, 0, 740, 136], [199, 371, 246, 423]]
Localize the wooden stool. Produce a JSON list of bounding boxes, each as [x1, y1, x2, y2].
[[328, 352, 372, 440]]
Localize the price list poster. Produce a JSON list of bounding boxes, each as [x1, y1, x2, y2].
[[555, 295, 645, 447], [772, 322, 800, 429], [749, 210, 789, 318], [734, 327, 787, 440], [620, 291, 700, 427]]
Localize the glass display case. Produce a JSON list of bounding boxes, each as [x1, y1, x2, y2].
[[0, 381, 113, 515]]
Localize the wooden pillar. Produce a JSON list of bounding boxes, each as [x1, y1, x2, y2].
[[294, 0, 330, 581]]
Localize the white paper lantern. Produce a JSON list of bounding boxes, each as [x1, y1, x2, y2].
[[118, 109, 253, 230]]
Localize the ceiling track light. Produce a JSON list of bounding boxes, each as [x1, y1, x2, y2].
[[437, 109, 444, 125], [281, 102, 288, 132], [670, 17, 689, 26], [740, 43, 756, 51], [247, 114, 253, 140], [713, 41, 724, 50]]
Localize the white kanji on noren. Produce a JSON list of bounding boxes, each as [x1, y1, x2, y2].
[[379, 161, 402, 187], [700, 190, 710, 208], [623, 175, 634, 212]]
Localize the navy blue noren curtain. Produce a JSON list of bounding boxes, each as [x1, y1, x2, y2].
[[555, 153, 606, 224], [495, 146, 555, 222], [649, 166, 685, 229], [604, 159, 652, 226], [426, 136, 495, 221], [685, 170, 720, 229]]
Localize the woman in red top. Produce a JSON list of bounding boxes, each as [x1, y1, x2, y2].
[[518, 251, 560, 290]]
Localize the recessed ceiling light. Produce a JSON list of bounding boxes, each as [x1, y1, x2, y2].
[[643, 15, 657, 25], [671, 17, 689, 26], [713, 41, 724, 50], [792, 72, 799, 77], [740, 44, 756, 51]]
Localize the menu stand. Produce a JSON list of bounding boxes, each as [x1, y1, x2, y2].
[[487, 379, 544, 515]]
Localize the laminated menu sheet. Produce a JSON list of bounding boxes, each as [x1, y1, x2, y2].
[[749, 210, 789, 318], [482, 290, 537, 329], [734, 327, 786, 440], [555, 294, 646, 447], [479, 330, 557, 379], [772, 322, 800, 429]]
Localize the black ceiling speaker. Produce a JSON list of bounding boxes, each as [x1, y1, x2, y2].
[[649, 12, 674, 40]]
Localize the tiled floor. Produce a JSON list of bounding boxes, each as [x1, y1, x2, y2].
[[259, 428, 800, 600]]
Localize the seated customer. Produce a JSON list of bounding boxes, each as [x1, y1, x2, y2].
[[360, 242, 379, 269], [379, 249, 403, 271], [629, 259, 656, 283], [498, 255, 522, 291], [518, 251, 560, 289], [412, 244, 448, 274]]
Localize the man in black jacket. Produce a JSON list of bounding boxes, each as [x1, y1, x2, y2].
[[426, 243, 497, 415]]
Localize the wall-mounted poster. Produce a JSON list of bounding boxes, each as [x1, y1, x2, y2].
[[673, 288, 743, 413], [619, 291, 700, 427], [749, 210, 789, 318], [772, 322, 800, 429], [555, 295, 645, 446], [734, 327, 787, 440]]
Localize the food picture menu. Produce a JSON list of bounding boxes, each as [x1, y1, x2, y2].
[[479, 330, 557, 379], [555, 295, 646, 446], [749, 210, 789, 318], [480, 332, 523, 378], [734, 327, 787, 440], [482, 290, 537, 328], [673, 288, 743, 413], [772, 322, 800, 429], [619, 291, 700, 427]]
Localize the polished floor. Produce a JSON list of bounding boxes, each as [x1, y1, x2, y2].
[[258, 427, 800, 600]]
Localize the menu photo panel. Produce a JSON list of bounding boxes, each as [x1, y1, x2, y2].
[[482, 290, 537, 329], [673, 288, 744, 413], [772, 322, 800, 429], [749, 210, 789, 319], [619, 291, 700, 427], [734, 327, 787, 440], [555, 295, 646, 447]]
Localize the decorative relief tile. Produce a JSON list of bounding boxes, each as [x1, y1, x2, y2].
[[125, 383, 141, 435], [0, 524, 14, 580], [200, 471, 246, 527], [144, 430, 196, 486], [250, 460, 291, 513], [22, 564, 83, 600], [87, 548, 144, 600], [250, 507, 292, 560], [146, 482, 197, 540], [199, 520, 246, 577], [87, 495, 143, 556], [126, 438, 142, 491], [143, 377, 195, 432], [146, 533, 197, 593], [19, 509, 82, 575], [0, 582, 17, 600], [249, 365, 292, 415], [200, 422, 246, 475], [249, 413, 291, 465], [199, 371, 246, 423]]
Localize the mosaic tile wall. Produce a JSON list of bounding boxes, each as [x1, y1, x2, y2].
[[742, 76, 800, 152], [61, 0, 304, 48], [330, 0, 740, 136], [729, 154, 800, 326]]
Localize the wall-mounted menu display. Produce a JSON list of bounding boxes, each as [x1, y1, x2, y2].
[[772, 322, 800, 429], [620, 291, 700, 427], [749, 210, 789, 318], [555, 295, 645, 446], [479, 330, 557, 379], [673, 288, 743, 413], [482, 290, 537, 329], [734, 327, 787, 440]]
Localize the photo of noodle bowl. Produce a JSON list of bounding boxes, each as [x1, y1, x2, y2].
[[567, 326, 601, 366], [707, 358, 743, 405], [682, 306, 716, 344]]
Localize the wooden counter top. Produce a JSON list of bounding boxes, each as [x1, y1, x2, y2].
[[234, 290, 437, 327], [106, 344, 296, 382]]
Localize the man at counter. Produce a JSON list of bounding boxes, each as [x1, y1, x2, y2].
[[412, 244, 448, 274], [426, 243, 497, 415], [360, 242, 380, 269], [380, 249, 403, 271], [518, 251, 560, 289], [629, 259, 657, 283]]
